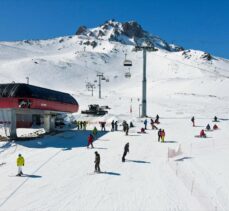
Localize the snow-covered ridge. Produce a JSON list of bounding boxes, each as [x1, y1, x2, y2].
[[76, 19, 184, 52]]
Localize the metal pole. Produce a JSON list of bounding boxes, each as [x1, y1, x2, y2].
[[99, 75, 101, 99], [142, 48, 147, 117]]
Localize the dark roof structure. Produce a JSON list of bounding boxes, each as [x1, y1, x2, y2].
[[0, 83, 77, 105]]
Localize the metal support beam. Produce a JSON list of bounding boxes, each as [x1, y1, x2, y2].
[[142, 48, 147, 117]]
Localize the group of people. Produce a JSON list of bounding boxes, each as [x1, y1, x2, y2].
[[158, 129, 166, 142], [111, 120, 118, 131], [75, 120, 88, 130], [191, 116, 220, 138]]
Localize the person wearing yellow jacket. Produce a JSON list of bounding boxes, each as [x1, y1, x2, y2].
[[17, 154, 25, 176]]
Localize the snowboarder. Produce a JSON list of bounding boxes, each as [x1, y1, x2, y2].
[[155, 114, 160, 124], [213, 124, 218, 130], [122, 143, 129, 162], [206, 124, 211, 130], [16, 154, 25, 176], [158, 129, 162, 142], [144, 119, 147, 130], [161, 129, 165, 143], [92, 127, 98, 140], [191, 116, 195, 127], [111, 120, 115, 131], [140, 128, 146, 133], [87, 134, 94, 148], [114, 121, 118, 131], [94, 151, 101, 173], [200, 129, 206, 138]]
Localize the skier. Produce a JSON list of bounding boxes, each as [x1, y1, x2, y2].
[[206, 124, 211, 130], [125, 123, 129, 136], [213, 116, 218, 122], [94, 151, 101, 173], [158, 129, 162, 142], [114, 121, 118, 131], [111, 120, 115, 131], [150, 118, 158, 130], [92, 127, 98, 140], [16, 154, 25, 176], [155, 114, 160, 124], [83, 121, 87, 130], [122, 143, 129, 162], [200, 129, 206, 138], [161, 129, 165, 143], [213, 124, 218, 130], [87, 134, 94, 148], [191, 116, 195, 127], [144, 119, 147, 130], [122, 120, 127, 132], [100, 122, 106, 131]]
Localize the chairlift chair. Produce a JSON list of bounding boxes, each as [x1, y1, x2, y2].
[[125, 72, 131, 78], [123, 59, 132, 67]]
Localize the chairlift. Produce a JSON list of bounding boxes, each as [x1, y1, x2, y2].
[[102, 76, 106, 80], [123, 59, 132, 67], [94, 80, 97, 83], [125, 72, 131, 78]]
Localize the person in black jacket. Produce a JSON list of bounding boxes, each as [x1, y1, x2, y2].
[[122, 143, 129, 162], [94, 151, 101, 173]]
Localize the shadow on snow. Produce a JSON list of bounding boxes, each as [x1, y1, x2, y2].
[[14, 130, 108, 149], [126, 159, 151, 164]]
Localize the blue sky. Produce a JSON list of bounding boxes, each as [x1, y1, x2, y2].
[[0, 0, 228, 58]]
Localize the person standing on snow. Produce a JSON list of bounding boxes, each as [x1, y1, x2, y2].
[[122, 143, 129, 162], [155, 114, 160, 124], [161, 129, 165, 143], [111, 120, 115, 132], [16, 154, 25, 176], [94, 151, 101, 173], [87, 134, 94, 148], [144, 119, 148, 130], [191, 116, 195, 127], [125, 123, 129, 136], [114, 121, 118, 131], [158, 129, 162, 142], [92, 127, 98, 140]]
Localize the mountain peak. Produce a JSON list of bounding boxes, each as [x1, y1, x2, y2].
[[75, 20, 183, 52]]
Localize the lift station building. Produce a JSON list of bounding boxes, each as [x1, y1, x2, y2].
[[0, 83, 79, 138]]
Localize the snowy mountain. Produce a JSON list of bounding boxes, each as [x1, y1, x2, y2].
[[0, 20, 229, 211], [76, 19, 184, 51]]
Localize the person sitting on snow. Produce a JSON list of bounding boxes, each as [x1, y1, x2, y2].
[[141, 128, 146, 133], [213, 124, 218, 130], [206, 124, 211, 130], [200, 129, 206, 138]]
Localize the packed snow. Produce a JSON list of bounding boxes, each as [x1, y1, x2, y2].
[[0, 21, 229, 211]]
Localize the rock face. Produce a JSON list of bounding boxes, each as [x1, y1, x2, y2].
[[75, 20, 183, 52]]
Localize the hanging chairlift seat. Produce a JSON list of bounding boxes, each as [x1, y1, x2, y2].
[[125, 72, 131, 78], [123, 60, 132, 67]]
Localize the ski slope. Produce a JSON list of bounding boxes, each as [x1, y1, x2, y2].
[[1, 117, 229, 211]]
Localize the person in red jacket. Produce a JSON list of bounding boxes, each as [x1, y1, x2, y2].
[[87, 134, 94, 148], [213, 124, 218, 130], [200, 129, 206, 138]]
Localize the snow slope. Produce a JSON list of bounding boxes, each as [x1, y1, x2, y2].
[[0, 20, 229, 211]]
